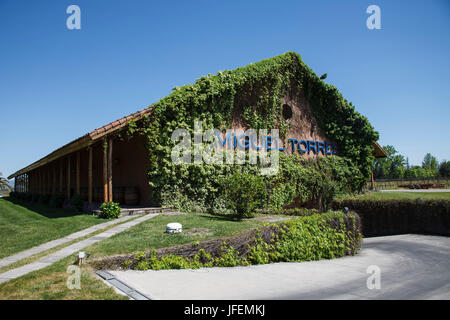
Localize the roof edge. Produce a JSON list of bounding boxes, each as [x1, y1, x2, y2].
[[8, 106, 153, 179], [372, 141, 388, 158]]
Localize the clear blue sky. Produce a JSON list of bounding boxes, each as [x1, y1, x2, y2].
[[1, 0, 449, 178]]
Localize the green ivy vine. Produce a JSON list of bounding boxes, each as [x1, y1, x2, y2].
[[125, 52, 378, 209]]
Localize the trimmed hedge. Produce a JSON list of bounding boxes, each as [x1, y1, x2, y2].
[[332, 199, 450, 237], [260, 207, 320, 216]]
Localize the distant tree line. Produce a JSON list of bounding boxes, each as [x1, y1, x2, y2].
[[0, 172, 12, 192], [373, 146, 450, 179]]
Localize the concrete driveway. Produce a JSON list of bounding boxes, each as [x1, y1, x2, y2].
[[109, 234, 450, 300]]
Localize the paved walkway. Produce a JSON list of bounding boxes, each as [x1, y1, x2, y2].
[[0, 212, 182, 284], [108, 234, 450, 300], [0, 215, 137, 268]]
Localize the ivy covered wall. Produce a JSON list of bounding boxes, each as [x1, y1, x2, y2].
[[127, 52, 379, 211]]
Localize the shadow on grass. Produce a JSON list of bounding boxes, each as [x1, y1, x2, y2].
[[3, 196, 89, 219], [197, 213, 245, 222]]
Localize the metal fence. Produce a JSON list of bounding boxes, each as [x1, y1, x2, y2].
[[367, 177, 450, 190]]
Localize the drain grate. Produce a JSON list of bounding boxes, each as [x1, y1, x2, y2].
[[96, 270, 151, 300]]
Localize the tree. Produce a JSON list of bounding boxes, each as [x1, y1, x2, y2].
[[439, 161, 450, 177], [373, 145, 405, 179], [0, 172, 12, 192], [422, 153, 438, 172]]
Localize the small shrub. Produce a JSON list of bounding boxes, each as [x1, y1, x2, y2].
[[247, 236, 277, 265], [213, 243, 249, 267], [192, 249, 213, 267], [100, 201, 121, 219], [220, 172, 267, 219], [38, 194, 51, 205], [49, 194, 65, 208], [71, 194, 84, 212]]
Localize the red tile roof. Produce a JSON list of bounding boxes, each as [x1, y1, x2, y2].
[[8, 106, 153, 179]]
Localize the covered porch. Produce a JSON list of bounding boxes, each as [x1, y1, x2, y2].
[[8, 107, 155, 209]]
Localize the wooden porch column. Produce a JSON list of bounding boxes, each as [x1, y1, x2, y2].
[[67, 156, 71, 199], [47, 168, 50, 194], [108, 138, 113, 202], [59, 159, 63, 193], [371, 166, 375, 190], [53, 166, 56, 195], [88, 147, 93, 204], [103, 140, 108, 203], [76, 151, 80, 195]]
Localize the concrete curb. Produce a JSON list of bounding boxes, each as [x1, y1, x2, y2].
[[96, 270, 151, 300]]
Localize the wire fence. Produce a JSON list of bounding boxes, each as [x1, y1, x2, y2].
[[367, 177, 450, 190]]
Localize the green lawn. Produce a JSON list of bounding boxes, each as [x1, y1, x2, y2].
[[0, 256, 127, 300], [0, 197, 104, 259], [0, 211, 272, 299], [85, 212, 267, 258], [336, 191, 450, 201]]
